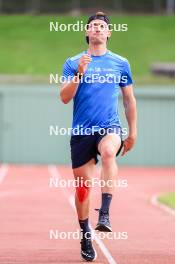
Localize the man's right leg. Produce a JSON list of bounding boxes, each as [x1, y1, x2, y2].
[[73, 158, 96, 224], [73, 158, 97, 262]]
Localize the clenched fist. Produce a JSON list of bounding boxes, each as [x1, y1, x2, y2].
[[78, 54, 92, 75], [121, 134, 137, 156]]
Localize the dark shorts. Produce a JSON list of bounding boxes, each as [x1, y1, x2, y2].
[[70, 127, 123, 169]]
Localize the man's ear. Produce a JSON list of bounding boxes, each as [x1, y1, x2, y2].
[[107, 29, 112, 39], [85, 29, 90, 44]]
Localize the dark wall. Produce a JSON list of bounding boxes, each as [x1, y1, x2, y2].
[[0, 0, 170, 14]]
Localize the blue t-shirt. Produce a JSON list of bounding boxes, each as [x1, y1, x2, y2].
[[62, 50, 133, 135]]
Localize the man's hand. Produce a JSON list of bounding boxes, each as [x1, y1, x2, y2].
[[121, 134, 137, 156], [121, 85, 137, 156], [78, 54, 92, 75]]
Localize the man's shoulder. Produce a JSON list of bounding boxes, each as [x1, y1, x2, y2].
[[68, 51, 86, 62], [63, 51, 85, 70], [108, 50, 128, 63]]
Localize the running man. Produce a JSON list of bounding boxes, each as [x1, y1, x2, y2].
[[60, 12, 137, 262]]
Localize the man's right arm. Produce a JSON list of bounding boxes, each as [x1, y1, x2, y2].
[[60, 54, 92, 104], [60, 77, 80, 104]]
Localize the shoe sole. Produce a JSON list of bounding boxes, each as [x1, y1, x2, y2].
[[81, 248, 97, 262], [95, 224, 112, 232]]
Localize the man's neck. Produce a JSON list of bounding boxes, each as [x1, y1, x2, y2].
[[87, 45, 107, 56]]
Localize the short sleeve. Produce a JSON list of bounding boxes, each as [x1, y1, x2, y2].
[[62, 58, 75, 81], [119, 59, 133, 88]]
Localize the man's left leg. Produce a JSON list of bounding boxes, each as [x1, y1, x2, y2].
[[95, 133, 121, 231]]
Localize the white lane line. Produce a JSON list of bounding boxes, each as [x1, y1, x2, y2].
[[48, 165, 117, 264], [151, 193, 175, 216], [0, 164, 9, 184]]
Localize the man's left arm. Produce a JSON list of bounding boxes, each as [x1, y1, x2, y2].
[[121, 84, 137, 156]]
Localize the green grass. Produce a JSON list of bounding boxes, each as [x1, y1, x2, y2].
[[1, 15, 175, 84], [158, 192, 175, 209]]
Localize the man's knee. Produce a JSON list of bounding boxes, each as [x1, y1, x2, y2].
[[101, 145, 116, 163]]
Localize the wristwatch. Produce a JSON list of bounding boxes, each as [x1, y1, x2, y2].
[[75, 71, 83, 80]]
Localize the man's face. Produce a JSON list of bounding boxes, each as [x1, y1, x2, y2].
[[86, 19, 111, 45]]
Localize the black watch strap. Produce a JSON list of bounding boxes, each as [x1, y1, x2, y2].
[[75, 71, 83, 80]]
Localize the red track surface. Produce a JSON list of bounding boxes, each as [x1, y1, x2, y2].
[[0, 165, 175, 264]]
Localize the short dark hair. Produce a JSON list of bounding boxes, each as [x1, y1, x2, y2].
[[86, 11, 110, 44]]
